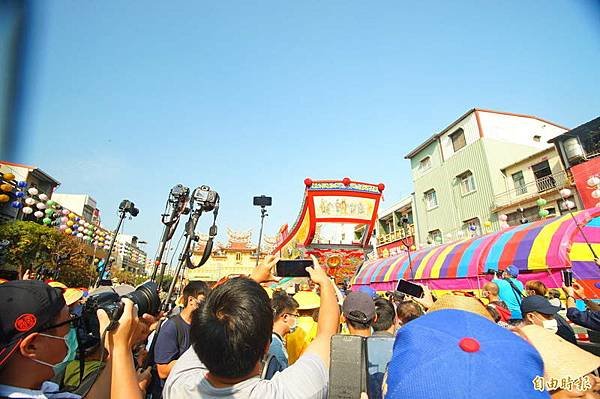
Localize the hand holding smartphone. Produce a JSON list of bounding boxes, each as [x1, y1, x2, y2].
[[396, 279, 424, 298], [275, 259, 314, 278]]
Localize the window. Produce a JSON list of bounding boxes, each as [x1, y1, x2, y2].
[[419, 156, 432, 171], [428, 229, 442, 244], [449, 128, 466, 152], [458, 171, 476, 195], [533, 135, 541, 142], [512, 171, 527, 195], [424, 189, 438, 210], [235, 252, 242, 262], [532, 160, 555, 192], [463, 218, 481, 236]]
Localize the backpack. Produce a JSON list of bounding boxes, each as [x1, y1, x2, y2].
[[146, 315, 189, 399]]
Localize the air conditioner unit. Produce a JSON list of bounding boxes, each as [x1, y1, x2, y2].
[[563, 137, 586, 164]]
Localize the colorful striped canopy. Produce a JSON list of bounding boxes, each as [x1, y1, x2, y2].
[[353, 208, 600, 291]]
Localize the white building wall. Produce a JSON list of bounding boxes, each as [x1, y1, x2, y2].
[[478, 111, 567, 148], [440, 112, 480, 161]]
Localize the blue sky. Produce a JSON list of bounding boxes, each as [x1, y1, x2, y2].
[[14, 1, 600, 258]]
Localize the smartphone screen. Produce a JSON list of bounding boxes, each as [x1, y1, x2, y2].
[[275, 259, 313, 278], [396, 279, 424, 298]]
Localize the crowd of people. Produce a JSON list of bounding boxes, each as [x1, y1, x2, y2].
[[0, 255, 599, 398]]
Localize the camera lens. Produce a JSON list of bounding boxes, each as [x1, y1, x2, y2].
[[124, 281, 160, 316]]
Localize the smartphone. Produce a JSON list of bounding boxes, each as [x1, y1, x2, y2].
[[396, 279, 424, 298], [275, 259, 313, 278], [329, 335, 365, 399], [561, 269, 573, 287]]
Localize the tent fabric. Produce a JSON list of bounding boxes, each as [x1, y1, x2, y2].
[[353, 208, 600, 288]]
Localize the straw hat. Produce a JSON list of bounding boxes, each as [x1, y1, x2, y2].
[[63, 288, 84, 306], [293, 291, 320, 310], [48, 281, 68, 289], [428, 294, 494, 322], [519, 324, 600, 383]]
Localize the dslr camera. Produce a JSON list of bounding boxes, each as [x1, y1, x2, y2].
[[193, 185, 219, 211], [77, 281, 160, 353]]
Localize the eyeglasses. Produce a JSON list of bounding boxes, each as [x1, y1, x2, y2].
[[38, 314, 80, 333], [284, 313, 300, 318]]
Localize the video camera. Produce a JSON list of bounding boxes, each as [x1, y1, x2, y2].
[[119, 199, 139, 217], [77, 281, 160, 353], [193, 185, 219, 212]]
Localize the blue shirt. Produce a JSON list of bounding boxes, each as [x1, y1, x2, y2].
[[268, 333, 288, 369], [154, 315, 191, 366], [567, 308, 600, 331], [493, 277, 524, 320]]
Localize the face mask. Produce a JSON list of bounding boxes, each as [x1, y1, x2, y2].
[[541, 319, 558, 334], [32, 327, 78, 376], [288, 319, 298, 334], [534, 314, 558, 334]]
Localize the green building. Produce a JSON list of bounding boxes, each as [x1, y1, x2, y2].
[[405, 108, 568, 247]]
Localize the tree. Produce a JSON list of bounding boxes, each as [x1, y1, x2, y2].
[[0, 221, 96, 287]]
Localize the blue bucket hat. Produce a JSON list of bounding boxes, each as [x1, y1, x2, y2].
[[505, 265, 520, 277], [385, 309, 548, 398]]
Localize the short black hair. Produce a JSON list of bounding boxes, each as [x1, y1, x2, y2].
[[190, 278, 273, 379], [346, 311, 372, 330], [396, 301, 423, 324], [182, 280, 210, 306], [271, 292, 299, 318], [372, 298, 395, 332]]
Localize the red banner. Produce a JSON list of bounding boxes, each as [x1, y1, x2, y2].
[[571, 158, 600, 208]]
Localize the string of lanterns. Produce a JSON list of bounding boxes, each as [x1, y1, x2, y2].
[[588, 175, 600, 207], [1, 172, 113, 250]]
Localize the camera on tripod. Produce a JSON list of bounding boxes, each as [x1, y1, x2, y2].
[[193, 186, 219, 211], [77, 281, 160, 353], [119, 200, 139, 217]]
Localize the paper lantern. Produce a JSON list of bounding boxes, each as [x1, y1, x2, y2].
[[342, 177, 351, 186], [61, 216, 68, 223], [0, 194, 9, 203], [27, 187, 38, 196], [59, 224, 67, 230], [559, 188, 572, 198], [34, 210, 44, 218], [0, 184, 13, 192], [62, 209, 70, 215], [38, 193, 48, 201], [17, 181, 27, 188], [498, 214, 508, 222], [500, 222, 510, 229], [469, 225, 477, 232], [75, 217, 80, 222], [24, 197, 35, 205], [446, 233, 453, 239], [434, 235, 442, 243], [410, 245, 417, 251], [3, 173, 15, 180], [77, 233, 84, 238], [42, 217, 52, 225], [22, 206, 33, 214], [484, 221, 492, 228], [562, 200, 575, 210], [536, 198, 547, 207], [15, 191, 25, 198], [65, 228, 72, 235], [36, 202, 46, 210], [78, 226, 84, 232], [592, 189, 600, 199], [68, 213, 76, 219], [46, 200, 55, 206], [304, 178, 313, 187], [586, 176, 600, 187], [11, 201, 22, 209], [66, 220, 74, 227], [44, 209, 54, 215], [538, 209, 550, 218]]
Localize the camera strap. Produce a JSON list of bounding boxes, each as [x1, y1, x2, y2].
[[506, 278, 524, 304]]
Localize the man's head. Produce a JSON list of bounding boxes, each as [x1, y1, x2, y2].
[[521, 295, 560, 332], [271, 291, 299, 336], [342, 292, 376, 334], [396, 301, 424, 326], [182, 280, 210, 310], [482, 282, 499, 300], [0, 281, 73, 387], [372, 297, 395, 333], [502, 265, 519, 279], [525, 280, 547, 297], [191, 277, 273, 380]]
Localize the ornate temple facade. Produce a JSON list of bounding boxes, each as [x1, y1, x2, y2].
[[186, 228, 276, 283]]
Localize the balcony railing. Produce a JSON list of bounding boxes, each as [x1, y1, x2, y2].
[[494, 170, 572, 209], [377, 224, 415, 245]]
